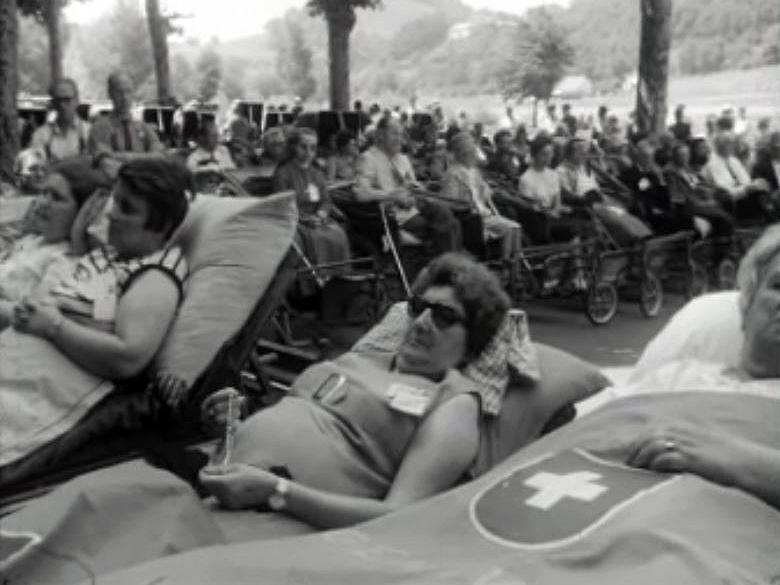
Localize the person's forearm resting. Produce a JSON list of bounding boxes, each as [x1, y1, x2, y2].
[[730, 444, 780, 510], [51, 271, 179, 379], [353, 175, 394, 203]]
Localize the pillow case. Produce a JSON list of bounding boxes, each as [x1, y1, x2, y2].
[[472, 343, 611, 476], [630, 291, 742, 382], [153, 192, 297, 391]]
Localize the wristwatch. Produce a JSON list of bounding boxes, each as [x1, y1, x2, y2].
[[267, 477, 291, 511]]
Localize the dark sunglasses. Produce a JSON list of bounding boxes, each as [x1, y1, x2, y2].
[[407, 295, 465, 330]]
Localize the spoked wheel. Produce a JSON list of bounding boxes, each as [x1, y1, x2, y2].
[[716, 257, 738, 290], [686, 262, 709, 299], [586, 281, 618, 325], [639, 272, 663, 318]]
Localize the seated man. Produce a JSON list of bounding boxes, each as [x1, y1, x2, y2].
[[751, 130, 780, 210], [186, 120, 236, 173], [354, 117, 461, 256], [665, 142, 734, 238], [30, 78, 90, 164], [88, 72, 164, 180], [704, 131, 768, 221]]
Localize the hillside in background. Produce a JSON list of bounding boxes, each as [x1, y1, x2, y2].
[[17, 0, 780, 104], [202, 0, 780, 101]]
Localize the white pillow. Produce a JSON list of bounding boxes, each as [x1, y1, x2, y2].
[[631, 291, 742, 382]]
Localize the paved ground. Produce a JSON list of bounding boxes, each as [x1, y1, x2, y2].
[[523, 294, 686, 367]]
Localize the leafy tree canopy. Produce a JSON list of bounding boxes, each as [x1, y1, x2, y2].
[[499, 9, 573, 102]]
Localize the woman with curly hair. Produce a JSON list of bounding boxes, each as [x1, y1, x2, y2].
[[198, 253, 511, 528]]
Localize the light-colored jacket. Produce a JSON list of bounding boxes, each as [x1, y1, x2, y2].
[[440, 164, 496, 217]]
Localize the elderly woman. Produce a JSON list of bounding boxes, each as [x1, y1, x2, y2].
[[198, 254, 510, 527], [1, 158, 190, 466], [0, 158, 109, 329], [273, 128, 351, 292], [626, 225, 780, 510], [440, 132, 523, 263]]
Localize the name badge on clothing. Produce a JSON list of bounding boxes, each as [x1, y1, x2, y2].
[[387, 382, 432, 417], [307, 183, 321, 203]]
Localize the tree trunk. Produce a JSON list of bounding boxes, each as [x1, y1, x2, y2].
[[0, 0, 19, 182], [325, 7, 355, 112], [636, 0, 672, 136], [146, 0, 172, 103], [46, 0, 63, 84]]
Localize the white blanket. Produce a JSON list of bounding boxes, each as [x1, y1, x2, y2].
[[0, 328, 113, 467]]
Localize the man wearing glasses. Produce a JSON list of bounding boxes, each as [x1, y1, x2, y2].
[[30, 78, 90, 163]]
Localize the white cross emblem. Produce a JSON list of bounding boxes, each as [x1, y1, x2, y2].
[[524, 471, 608, 510]]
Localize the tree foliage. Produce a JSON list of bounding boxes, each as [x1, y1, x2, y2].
[[18, 14, 49, 93], [499, 9, 573, 102], [196, 45, 221, 103], [273, 15, 316, 101]]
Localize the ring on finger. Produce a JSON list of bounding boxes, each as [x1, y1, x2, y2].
[[663, 439, 676, 451]]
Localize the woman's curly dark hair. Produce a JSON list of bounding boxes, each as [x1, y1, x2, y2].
[[411, 252, 510, 359]]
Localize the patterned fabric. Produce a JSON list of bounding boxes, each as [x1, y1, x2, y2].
[[352, 302, 540, 416], [51, 245, 188, 325]]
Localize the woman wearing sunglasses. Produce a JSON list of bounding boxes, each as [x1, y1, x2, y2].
[[199, 253, 510, 528]]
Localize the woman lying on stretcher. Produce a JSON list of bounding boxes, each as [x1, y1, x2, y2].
[[0, 159, 190, 468], [197, 253, 511, 528], [0, 158, 109, 330]]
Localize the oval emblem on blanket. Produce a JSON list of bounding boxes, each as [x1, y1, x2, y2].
[[469, 450, 674, 549]]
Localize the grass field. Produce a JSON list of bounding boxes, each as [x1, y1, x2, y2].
[[415, 65, 780, 135]]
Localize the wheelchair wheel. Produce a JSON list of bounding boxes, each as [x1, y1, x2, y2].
[[686, 262, 709, 299], [586, 282, 618, 325], [639, 272, 663, 318], [716, 257, 738, 290]]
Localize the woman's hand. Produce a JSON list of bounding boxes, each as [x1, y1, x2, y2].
[[11, 297, 63, 339], [201, 387, 247, 435], [627, 424, 754, 488], [199, 463, 278, 510]]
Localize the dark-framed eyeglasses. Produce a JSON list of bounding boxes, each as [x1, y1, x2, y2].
[[407, 295, 466, 330]]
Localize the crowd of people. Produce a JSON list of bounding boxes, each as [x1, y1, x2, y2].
[[1, 69, 779, 558]]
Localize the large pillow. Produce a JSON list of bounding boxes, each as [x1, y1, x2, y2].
[[631, 291, 741, 382], [472, 343, 611, 476], [153, 192, 297, 390]]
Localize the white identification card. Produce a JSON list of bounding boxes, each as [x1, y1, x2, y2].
[[307, 183, 320, 202], [387, 382, 431, 417], [92, 273, 118, 322]]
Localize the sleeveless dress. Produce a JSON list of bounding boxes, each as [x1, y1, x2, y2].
[[0, 245, 188, 467], [230, 350, 480, 498]]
